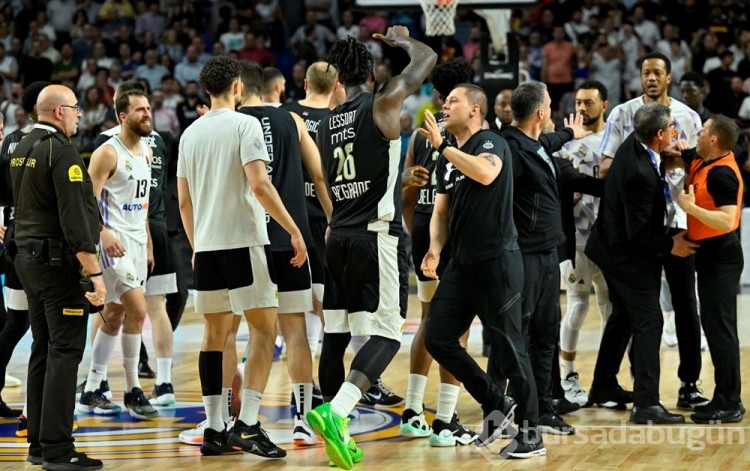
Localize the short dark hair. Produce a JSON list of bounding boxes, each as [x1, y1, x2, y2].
[[262, 66, 284, 95], [430, 58, 473, 98], [634, 102, 670, 143], [22, 81, 51, 113], [116, 89, 148, 117], [639, 51, 671, 74], [240, 60, 264, 97], [511, 81, 547, 122], [327, 36, 374, 87], [576, 79, 608, 101], [680, 71, 705, 88], [455, 83, 488, 119], [114, 80, 148, 114], [708, 115, 740, 150], [200, 56, 241, 96]]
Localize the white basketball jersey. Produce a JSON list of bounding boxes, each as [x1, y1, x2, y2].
[[99, 136, 151, 240]]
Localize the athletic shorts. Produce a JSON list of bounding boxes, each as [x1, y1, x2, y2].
[[145, 223, 177, 296], [411, 211, 450, 303], [308, 217, 327, 301], [323, 228, 404, 341], [1, 256, 27, 310], [560, 246, 604, 296], [270, 250, 313, 314], [193, 245, 278, 314], [100, 228, 147, 304]]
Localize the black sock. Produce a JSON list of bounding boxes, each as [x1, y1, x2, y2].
[[199, 351, 223, 396]]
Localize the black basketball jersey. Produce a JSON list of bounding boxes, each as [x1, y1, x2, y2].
[[0, 128, 27, 210], [281, 101, 329, 221], [238, 105, 312, 251], [435, 129, 518, 263], [412, 112, 456, 215], [318, 93, 402, 234]]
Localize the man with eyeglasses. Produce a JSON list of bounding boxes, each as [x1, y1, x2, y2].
[[10, 84, 105, 469]]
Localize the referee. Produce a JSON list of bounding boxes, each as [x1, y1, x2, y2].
[[10, 84, 105, 470]]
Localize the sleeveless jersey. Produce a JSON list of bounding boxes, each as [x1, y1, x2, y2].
[[238, 105, 312, 251], [412, 112, 455, 215], [99, 136, 151, 240], [281, 101, 329, 221], [96, 126, 169, 226], [318, 93, 402, 234]]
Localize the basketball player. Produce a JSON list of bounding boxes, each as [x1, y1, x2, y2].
[[400, 58, 477, 446], [178, 55, 306, 458], [78, 89, 158, 420], [238, 60, 333, 446], [305, 27, 437, 470], [555, 80, 611, 406]]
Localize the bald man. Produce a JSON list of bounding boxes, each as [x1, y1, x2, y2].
[[489, 89, 513, 131]]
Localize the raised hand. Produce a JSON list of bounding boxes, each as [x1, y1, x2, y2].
[[372, 25, 410, 48]]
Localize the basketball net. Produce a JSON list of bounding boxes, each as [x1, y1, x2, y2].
[[419, 0, 460, 37]]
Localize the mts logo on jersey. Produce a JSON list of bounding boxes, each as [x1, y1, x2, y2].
[[122, 202, 149, 211]]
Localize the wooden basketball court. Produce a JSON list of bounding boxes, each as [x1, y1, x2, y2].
[[1, 289, 748, 470]]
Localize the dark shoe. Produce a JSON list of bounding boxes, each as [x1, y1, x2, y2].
[[124, 387, 158, 419], [149, 382, 176, 406], [690, 402, 744, 424], [538, 412, 576, 435], [587, 385, 634, 410], [228, 420, 286, 458], [0, 400, 21, 418], [359, 378, 404, 408], [26, 452, 43, 465], [630, 404, 685, 424], [138, 361, 156, 379], [676, 383, 710, 410], [500, 427, 547, 459], [76, 380, 111, 400], [41, 451, 102, 470], [553, 397, 580, 415], [476, 395, 516, 447], [200, 428, 237, 456], [16, 414, 27, 437]]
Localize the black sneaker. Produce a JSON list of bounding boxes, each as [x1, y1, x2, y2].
[[26, 452, 43, 465], [676, 383, 710, 410], [138, 361, 156, 379], [359, 378, 404, 408], [538, 412, 576, 435], [429, 413, 477, 447], [76, 390, 122, 415], [228, 419, 286, 458], [42, 451, 102, 471], [149, 383, 176, 406], [476, 395, 516, 447], [124, 387, 158, 419], [500, 427, 547, 459], [200, 428, 237, 456], [76, 380, 111, 400], [0, 400, 21, 418]]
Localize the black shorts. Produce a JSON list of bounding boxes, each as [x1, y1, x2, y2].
[[398, 234, 408, 319], [270, 250, 313, 314], [308, 217, 327, 285], [411, 211, 450, 281], [145, 223, 177, 296]]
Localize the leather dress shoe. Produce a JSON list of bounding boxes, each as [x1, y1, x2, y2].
[[630, 404, 685, 424], [587, 385, 633, 409], [691, 402, 744, 424], [552, 397, 580, 415]]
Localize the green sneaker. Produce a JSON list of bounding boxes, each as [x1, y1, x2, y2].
[[329, 433, 363, 467], [307, 403, 353, 470]]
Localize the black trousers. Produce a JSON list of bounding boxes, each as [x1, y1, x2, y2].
[[426, 250, 539, 423], [592, 267, 663, 407], [695, 234, 743, 407], [663, 231, 701, 383], [14, 249, 89, 459]]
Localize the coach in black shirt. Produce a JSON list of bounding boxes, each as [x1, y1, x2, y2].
[[420, 83, 544, 459]]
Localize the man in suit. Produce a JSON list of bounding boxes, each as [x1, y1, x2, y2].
[[585, 102, 698, 424], [488, 89, 513, 131]]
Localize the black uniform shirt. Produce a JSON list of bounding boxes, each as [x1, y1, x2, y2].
[[11, 123, 100, 254], [412, 112, 456, 215], [0, 128, 29, 211], [435, 129, 518, 264], [238, 105, 313, 251], [282, 101, 329, 222]]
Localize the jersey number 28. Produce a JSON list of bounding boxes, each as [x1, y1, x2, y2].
[[333, 143, 356, 182]]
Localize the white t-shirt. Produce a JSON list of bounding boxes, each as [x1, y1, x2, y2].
[[177, 108, 270, 252], [599, 96, 701, 229]]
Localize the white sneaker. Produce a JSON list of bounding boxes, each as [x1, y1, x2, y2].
[[662, 310, 678, 347], [292, 414, 319, 446], [179, 420, 207, 445], [399, 408, 432, 438], [5, 375, 21, 388], [561, 372, 588, 406]]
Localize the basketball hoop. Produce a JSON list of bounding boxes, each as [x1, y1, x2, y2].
[[419, 0, 460, 37]]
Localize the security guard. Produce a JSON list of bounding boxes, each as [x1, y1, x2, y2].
[[10, 84, 105, 470]]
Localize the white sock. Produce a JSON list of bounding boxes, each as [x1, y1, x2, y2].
[[436, 383, 460, 424], [85, 330, 118, 392], [156, 358, 172, 385], [349, 335, 368, 355], [239, 389, 262, 426], [293, 383, 313, 415], [122, 333, 142, 391], [221, 388, 231, 423], [405, 374, 428, 414], [305, 312, 322, 360], [22, 401, 27, 417], [203, 395, 224, 432], [330, 381, 361, 418], [561, 359, 575, 378]]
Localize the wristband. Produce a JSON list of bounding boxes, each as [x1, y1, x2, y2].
[[88, 272, 103, 277], [437, 140, 451, 154]]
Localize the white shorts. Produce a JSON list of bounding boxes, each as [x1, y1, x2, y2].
[[560, 247, 603, 296], [100, 229, 147, 304], [5, 287, 28, 311], [416, 279, 438, 303]]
